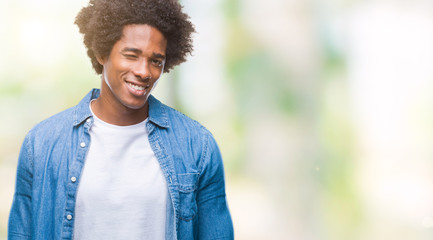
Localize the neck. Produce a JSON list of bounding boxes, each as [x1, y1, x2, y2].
[[92, 84, 149, 126]]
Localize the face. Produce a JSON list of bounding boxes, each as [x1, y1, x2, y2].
[[97, 24, 167, 111]]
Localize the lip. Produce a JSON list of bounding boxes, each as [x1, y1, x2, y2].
[[125, 80, 149, 97]]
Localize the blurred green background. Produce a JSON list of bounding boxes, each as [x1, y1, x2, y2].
[[1, 0, 433, 239]]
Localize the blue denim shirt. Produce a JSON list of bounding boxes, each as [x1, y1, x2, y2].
[[8, 89, 234, 240]]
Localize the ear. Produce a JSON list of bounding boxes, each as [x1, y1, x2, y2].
[[95, 54, 106, 65]]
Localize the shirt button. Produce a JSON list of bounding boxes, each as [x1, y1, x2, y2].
[[67, 214, 73, 220], [71, 177, 77, 183], [86, 118, 91, 123], [80, 142, 86, 148]]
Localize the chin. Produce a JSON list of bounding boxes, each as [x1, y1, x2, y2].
[[123, 101, 148, 110]]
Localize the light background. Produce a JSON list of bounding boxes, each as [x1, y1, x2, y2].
[[1, 0, 433, 239]]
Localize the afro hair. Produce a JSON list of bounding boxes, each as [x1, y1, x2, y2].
[[75, 0, 195, 74]]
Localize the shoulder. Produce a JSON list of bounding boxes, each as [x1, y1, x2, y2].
[[26, 105, 77, 144], [163, 103, 221, 164], [19, 105, 78, 168], [148, 96, 219, 158], [26, 89, 95, 140], [163, 101, 214, 139], [148, 95, 213, 139]]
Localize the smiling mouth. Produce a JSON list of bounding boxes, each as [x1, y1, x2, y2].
[[127, 81, 147, 91]]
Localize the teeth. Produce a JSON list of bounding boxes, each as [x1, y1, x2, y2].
[[128, 82, 145, 91]]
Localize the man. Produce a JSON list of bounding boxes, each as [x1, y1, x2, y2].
[[8, 0, 234, 239]]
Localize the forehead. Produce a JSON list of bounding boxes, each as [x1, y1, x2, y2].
[[116, 24, 167, 53]]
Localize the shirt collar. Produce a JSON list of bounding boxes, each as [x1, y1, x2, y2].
[[73, 88, 169, 128], [147, 95, 169, 128], [73, 88, 99, 126]]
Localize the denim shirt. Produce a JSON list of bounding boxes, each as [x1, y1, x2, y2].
[[8, 89, 234, 240]]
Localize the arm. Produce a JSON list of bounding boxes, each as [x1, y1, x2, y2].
[[195, 133, 234, 239], [8, 135, 33, 240]]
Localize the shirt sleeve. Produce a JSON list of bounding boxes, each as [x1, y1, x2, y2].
[[8, 134, 33, 240], [195, 133, 234, 239]]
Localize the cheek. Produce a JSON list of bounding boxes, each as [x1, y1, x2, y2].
[[108, 61, 130, 81], [150, 66, 164, 80], [153, 72, 162, 80]]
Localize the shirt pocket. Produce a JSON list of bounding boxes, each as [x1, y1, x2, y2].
[[177, 173, 199, 221]]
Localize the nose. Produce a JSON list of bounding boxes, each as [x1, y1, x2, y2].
[[132, 60, 151, 80]]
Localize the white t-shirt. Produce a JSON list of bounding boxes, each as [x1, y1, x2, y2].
[[73, 104, 168, 239]]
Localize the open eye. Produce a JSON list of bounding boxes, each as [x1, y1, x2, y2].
[[151, 59, 163, 67]]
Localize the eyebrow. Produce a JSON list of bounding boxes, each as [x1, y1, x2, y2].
[[121, 47, 166, 59]]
